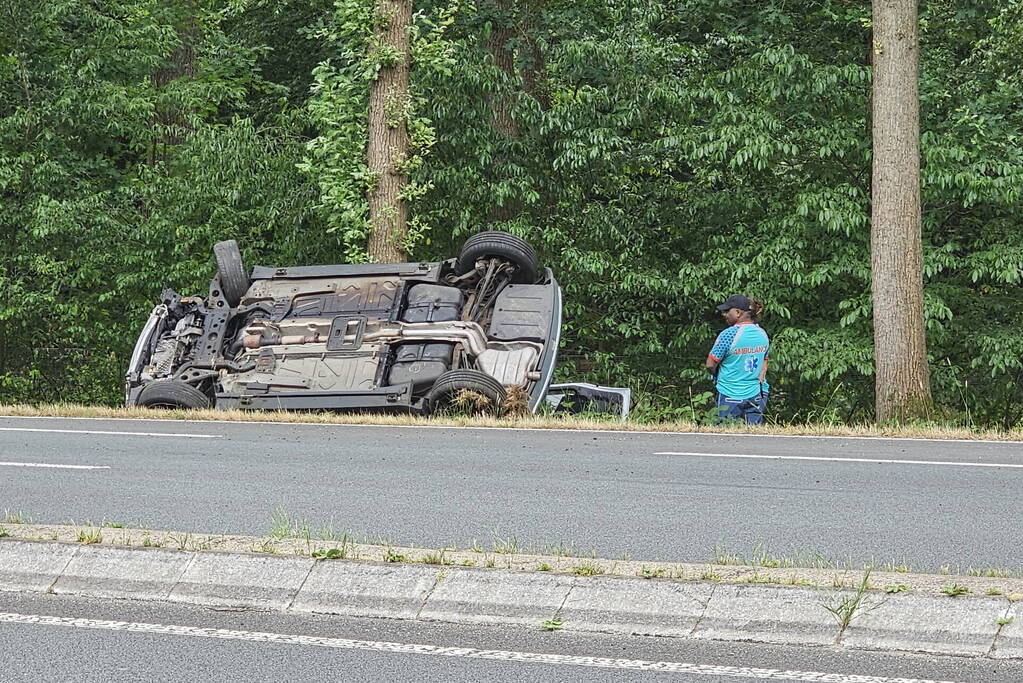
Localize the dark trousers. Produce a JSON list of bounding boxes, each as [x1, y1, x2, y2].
[[716, 393, 767, 425]]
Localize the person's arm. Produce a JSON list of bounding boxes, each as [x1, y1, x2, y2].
[[706, 329, 733, 374]]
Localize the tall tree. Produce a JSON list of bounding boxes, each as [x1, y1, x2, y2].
[[870, 0, 932, 421], [366, 0, 412, 261]]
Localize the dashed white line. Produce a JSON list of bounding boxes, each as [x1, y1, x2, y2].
[[0, 462, 110, 470], [0, 612, 955, 682], [0, 427, 221, 439], [2, 414, 1021, 445], [654, 452, 1023, 469]]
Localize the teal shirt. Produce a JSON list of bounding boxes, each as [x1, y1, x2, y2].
[[709, 323, 770, 400]]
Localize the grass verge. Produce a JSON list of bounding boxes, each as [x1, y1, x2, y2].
[[2, 402, 1023, 441]]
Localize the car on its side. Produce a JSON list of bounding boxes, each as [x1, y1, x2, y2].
[[125, 231, 562, 415]]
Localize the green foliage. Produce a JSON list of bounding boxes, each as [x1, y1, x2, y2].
[[3, 0, 1023, 427], [0, 0, 326, 403], [301, 0, 458, 260]]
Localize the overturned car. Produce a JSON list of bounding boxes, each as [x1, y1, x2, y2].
[[125, 232, 562, 415]]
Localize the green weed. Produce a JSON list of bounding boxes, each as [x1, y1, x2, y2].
[[77, 528, 102, 545], [253, 539, 278, 554], [2, 509, 34, 525], [492, 534, 520, 555], [421, 549, 452, 565], [571, 562, 604, 577], [823, 567, 879, 631], [966, 567, 1012, 578], [539, 617, 564, 632]]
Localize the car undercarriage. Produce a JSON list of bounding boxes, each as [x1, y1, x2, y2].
[[125, 232, 562, 415]]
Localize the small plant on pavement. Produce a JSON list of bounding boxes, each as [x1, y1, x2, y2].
[[967, 566, 1012, 578], [941, 584, 970, 597], [997, 617, 1015, 626], [269, 506, 305, 539], [253, 539, 278, 554], [492, 533, 520, 555], [312, 533, 353, 560], [0, 526, 9, 538], [572, 562, 604, 577], [539, 617, 564, 632], [884, 584, 911, 594], [77, 528, 102, 545], [640, 567, 665, 579], [711, 543, 740, 566], [421, 549, 451, 565], [385, 548, 407, 563], [537, 563, 553, 572], [2, 509, 34, 525], [823, 567, 879, 631]]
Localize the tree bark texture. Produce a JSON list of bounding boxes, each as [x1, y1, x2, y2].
[[870, 0, 932, 421], [366, 0, 412, 263], [150, 11, 198, 163]]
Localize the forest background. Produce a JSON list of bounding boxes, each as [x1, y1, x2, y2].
[[1, 0, 1021, 426]]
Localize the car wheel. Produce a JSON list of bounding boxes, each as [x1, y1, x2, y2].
[[456, 231, 539, 284], [137, 380, 212, 410], [213, 239, 250, 307], [425, 370, 507, 416]]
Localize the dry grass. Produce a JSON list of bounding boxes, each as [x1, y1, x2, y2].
[[449, 389, 493, 415], [503, 386, 530, 417], [0, 402, 1021, 441]]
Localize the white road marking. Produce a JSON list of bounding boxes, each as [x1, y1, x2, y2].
[[2, 414, 1021, 445], [655, 451, 1023, 469], [0, 427, 221, 439], [0, 462, 110, 470], [0, 612, 954, 682]]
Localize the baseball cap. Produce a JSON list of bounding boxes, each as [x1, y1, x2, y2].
[[716, 294, 750, 312]]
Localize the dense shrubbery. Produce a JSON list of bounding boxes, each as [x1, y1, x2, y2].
[[2, 0, 1021, 426]]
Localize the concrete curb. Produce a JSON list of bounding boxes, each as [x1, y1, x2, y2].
[[1, 538, 1019, 658]]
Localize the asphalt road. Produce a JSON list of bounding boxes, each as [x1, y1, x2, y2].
[[2, 416, 1022, 571], [3, 592, 1019, 682]]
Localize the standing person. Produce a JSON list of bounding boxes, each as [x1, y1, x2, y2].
[[705, 294, 770, 424]]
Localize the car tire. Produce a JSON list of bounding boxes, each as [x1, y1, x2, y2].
[[425, 369, 507, 416], [137, 380, 212, 410], [456, 231, 539, 284], [213, 239, 250, 307]]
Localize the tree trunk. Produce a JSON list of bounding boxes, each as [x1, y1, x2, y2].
[[366, 0, 412, 262], [870, 0, 932, 421], [150, 8, 198, 165]]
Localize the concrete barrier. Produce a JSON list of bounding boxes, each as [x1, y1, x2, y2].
[[1, 536, 1019, 660]]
